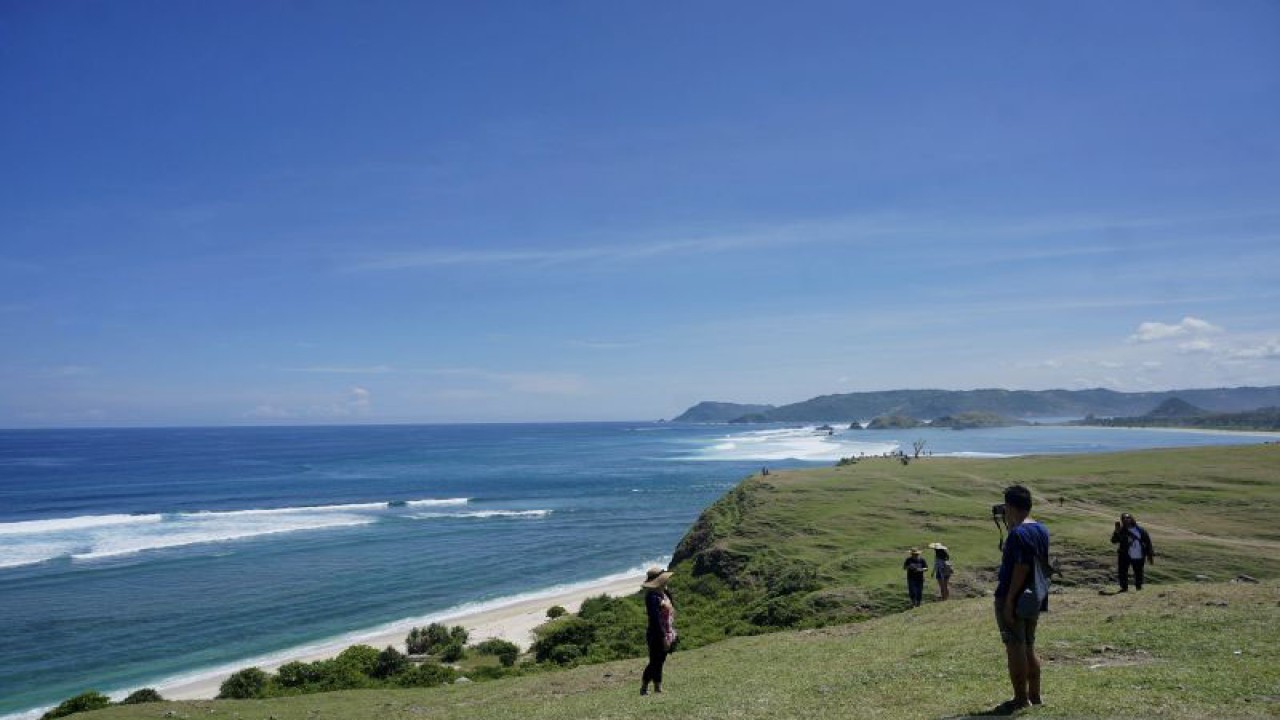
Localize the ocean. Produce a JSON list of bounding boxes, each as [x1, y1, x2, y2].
[[1, 421, 1272, 718]]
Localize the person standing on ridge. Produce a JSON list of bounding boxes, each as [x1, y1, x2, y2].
[[640, 567, 675, 696], [992, 484, 1051, 714], [903, 548, 928, 607], [929, 542, 953, 600], [1111, 512, 1154, 592]]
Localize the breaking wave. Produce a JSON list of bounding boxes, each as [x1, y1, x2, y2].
[[0, 498, 472, 569]]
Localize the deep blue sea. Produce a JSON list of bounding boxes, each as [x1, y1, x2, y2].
[[1, 421, 1273, 718]]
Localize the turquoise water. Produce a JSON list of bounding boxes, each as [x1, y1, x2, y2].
[[0, 421, 1271, 718]]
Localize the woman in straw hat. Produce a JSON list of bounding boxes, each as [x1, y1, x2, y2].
[[640, 566, 676, 695], [930, 542, 953, 600]]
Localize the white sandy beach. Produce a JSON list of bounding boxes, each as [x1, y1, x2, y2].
[[157, 574, 643, 701]]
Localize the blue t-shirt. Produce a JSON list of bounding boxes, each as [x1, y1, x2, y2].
[[995, 520, 1050, 607]]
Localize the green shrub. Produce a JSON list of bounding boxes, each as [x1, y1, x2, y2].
[[473, 638, 520, 667], [335, 644, 380, 676], [275, 660, 316, 689], [373, 645, 410, 679], [439, 640, 466, 663], [395, 661, 456, 688], [546, 605, 567, 618], [120, 688, 164, 704], [298, 659, 369, 692], [532, 615, 595, 663], [449, 625, 469, 646], [218, 667, 269, 699], [407, 623, 468, 655], [40, 691, 111, 719]]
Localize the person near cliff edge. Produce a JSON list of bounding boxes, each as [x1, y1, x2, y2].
[[640, 567, 676, 696], [929, 541, 953, 600], [903, 548, 928, 607], [1110, 512, 1155, 592], [992, 484, 1051, 714]]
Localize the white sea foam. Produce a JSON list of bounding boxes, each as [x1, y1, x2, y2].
[[409, 509, 551, 519], [684, 425, 900, 462], [0, 498, 472, 569]]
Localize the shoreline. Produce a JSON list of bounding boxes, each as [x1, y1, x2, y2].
[[153, 571, 646, 701]]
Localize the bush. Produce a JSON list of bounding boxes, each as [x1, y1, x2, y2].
[[406, 623, 468, 655], [395, 661, 456, 688], [335, 644, 380, 677], [531, 615, 595, 664], [120, 688, 163, 704], [449, 625, 469, 646], [439, 640, 466, 663], [546, 605, 567, 619], [218, 667, 269, 699], [473, 638, 520, 667], [291, 659, 368, 692], [40, 691, 111, 719], [373, 645, 410, 679], [276, 661, 320, 689]]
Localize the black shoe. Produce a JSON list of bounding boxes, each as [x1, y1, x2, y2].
[[1117, 588, 1128, 593], [991, 698, 1030, 715], [640, 686, 648, 696]]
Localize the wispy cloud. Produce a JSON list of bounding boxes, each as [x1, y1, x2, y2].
[[344, 207, 1280, 273], [283, 365, 396, 374], [1128, 316, 1223, 343], [567, 339, 639, 350]]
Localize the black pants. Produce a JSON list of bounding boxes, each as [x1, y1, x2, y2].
[[641, 635, 667, 688], [907, 575, 924, 606], [1119, 554, 1145, 590]]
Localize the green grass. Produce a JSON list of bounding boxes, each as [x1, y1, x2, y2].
[[78, 581, 1280, 719], [679, 444, 1280, 614]]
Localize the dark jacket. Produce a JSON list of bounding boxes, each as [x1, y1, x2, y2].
[[1111, 524, 1155, 560], [644, 590, 665, 641]]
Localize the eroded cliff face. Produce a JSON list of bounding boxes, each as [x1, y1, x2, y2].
[[671, 483, 758, 582]]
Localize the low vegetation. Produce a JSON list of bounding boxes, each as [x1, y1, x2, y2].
[[71, 581, 1280, 719]]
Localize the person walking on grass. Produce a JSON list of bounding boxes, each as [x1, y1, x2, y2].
[[640, 567, 676, 696], [992, 485, 1050, 715], [1111, 512, 1154, 592], [929, 542, 953, 600], [903, 548, 928, 607]]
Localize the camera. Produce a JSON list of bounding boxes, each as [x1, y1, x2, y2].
[[991, 503, 1006, 518]]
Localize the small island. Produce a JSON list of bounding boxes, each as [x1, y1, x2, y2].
[[930, 411, 1027, 430]]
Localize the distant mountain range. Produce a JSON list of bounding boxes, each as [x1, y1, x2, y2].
[[671, 386, 1280, 423]]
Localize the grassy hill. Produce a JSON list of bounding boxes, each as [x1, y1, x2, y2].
[[78, 581, 1280, 719], [69, 444, 1280, 719]]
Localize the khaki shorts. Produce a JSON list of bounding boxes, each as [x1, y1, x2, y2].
[[994, 600, 1037, 646]]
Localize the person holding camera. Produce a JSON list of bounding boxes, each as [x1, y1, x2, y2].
[[992, 485, 1050, 714], [903, 548, 928, 607], [1110, 512, 1154, 592]]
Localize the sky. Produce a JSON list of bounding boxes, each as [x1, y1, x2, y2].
[[2, 1, 1279, 427]]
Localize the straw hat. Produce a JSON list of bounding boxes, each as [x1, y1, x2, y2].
[[909, 548, 921, 555], [928, 542, 948, 551], [642, 567, 674, 589]]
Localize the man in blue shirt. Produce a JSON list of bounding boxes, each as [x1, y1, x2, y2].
[[993, 484, 1050, 714]]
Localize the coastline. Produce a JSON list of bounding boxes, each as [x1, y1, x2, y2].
[[154, 571, 644, 701]]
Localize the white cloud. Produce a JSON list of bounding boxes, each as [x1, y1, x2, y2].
[[1178, 339, 1214, 353], [245, 404, 294, 419], [284, 365, 395, 374], [1227, 339, 1280, 361], [1129, 316, 1223, 343]]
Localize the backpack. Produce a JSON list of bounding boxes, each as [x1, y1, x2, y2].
[[1014, 529, 1052, 620]]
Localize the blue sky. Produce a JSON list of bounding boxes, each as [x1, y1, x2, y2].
[[2, 1, 1279, 427]]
